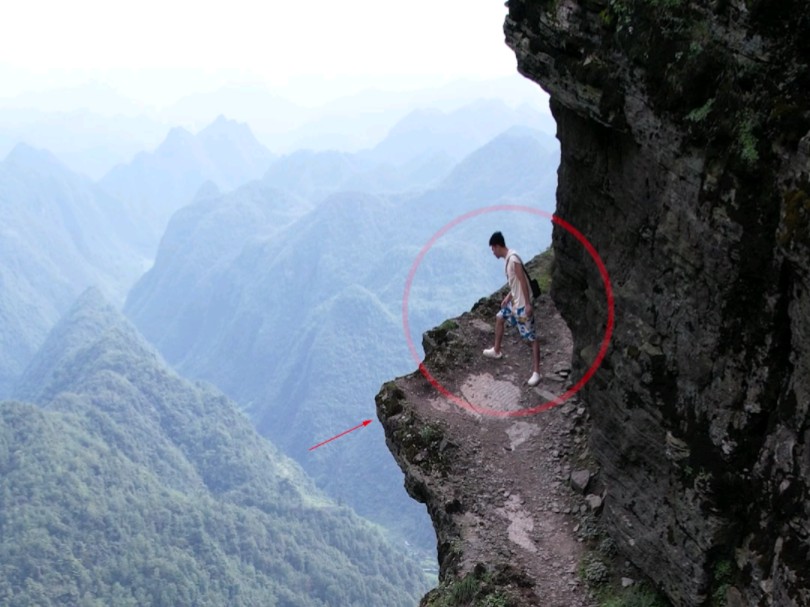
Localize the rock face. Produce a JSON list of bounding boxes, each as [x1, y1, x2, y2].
[[504, 1, 810, 606]]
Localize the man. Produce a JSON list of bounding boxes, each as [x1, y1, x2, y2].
[[483, 231, 541, 387]]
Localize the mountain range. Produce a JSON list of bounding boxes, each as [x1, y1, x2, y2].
[[99, 116, 276, 256], [1, 288, 428, 606], [0, 78, 553, 177], [0, 96, 559, 602], [0, 144, 147, 397], [124, 125, 560, 550]]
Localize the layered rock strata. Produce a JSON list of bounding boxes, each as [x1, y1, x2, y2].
[[502, 1, 810, 606]]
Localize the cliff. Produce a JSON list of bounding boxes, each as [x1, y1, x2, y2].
[[504, 1, 809, 605], [378, 254, 615, 606], [378, 1, 809, 606]]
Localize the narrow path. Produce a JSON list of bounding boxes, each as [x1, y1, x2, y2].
[[389, 292, 600, 606]]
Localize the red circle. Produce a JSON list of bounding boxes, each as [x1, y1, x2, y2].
[[402, 204, 614, 418]]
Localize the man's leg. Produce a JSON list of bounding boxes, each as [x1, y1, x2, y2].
[[527, 337, 541, 386], [484, 311, 507, 358], [531, 338, 540, 374], [494, 314, 505, 354], [518, 310, 540, 386]]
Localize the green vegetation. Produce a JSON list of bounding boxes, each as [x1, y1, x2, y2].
[[602, 584, 669, 607], [737, 115, 760, 166], [779, 187, 810, 246], [574, 511, 670, 607], [423, 570, 516, 607], [580, 553, 611, 586], [686, 98, 714, 123], [395, 411, 453, 475], [593, 0, 807, 174], [438, 319, 460, 333], [646, 0, 682, 9], [0, 292, 428, 606], [710, 560, 734, 607], [527, 246, 554, 294], [420, 422, 445, 444]]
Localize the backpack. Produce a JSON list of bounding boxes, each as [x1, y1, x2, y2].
[[507, 253, 542, 300]]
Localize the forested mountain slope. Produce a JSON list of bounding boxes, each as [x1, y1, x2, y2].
[[0, 144, 146, 397], [1, 288, 427, 606]]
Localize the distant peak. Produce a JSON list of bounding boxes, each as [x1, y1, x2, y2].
[[4, 142, 65, 170], [198, 115, 256, 141], [198, 114, 235, 132], [72, 286, 109, 310], [495, 125, 547, 141], [192, 180, 221, 201], [162, 126, 194, 145], [153, 127, 195, 155], [56, 287, 122, 334]]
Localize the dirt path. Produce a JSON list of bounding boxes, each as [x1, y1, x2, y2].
[[386, 291, 601, 606]]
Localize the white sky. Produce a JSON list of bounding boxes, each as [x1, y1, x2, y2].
[[0, 0, 521, 105]]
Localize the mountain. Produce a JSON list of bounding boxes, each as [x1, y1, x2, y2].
[[99, 115, 275, 255], [260, 105, 556, 201], [162, 84, 310, 137], [435, 126, 559, 202], [125, 182, 312, 364], [0, 144, 148, 397], [260, 148, 451, 200], [0, 82, 168, 178], [1, 288, 428, 606], [360, 99, 555, 168], [124, 127, 560, 551], [156, 77, 552, 152], [260, 150, 370, 202], [0, 108, 168, 179]]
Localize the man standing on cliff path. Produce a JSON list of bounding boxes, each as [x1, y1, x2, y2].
[[483, 231, 541, 387]]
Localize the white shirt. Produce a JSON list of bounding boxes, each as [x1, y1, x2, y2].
[[505, 250, 528, 310]]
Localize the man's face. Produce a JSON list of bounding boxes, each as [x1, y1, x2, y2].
[[491, 245, 502, 259]]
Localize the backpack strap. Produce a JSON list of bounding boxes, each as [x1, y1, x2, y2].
[[505, 252, 526, 279], [506, 253, 540, 301]]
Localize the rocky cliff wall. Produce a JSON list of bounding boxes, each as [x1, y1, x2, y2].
[[504, 1, 809, 606]]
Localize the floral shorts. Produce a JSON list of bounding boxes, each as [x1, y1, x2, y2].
[[498, 303, 536, 341]]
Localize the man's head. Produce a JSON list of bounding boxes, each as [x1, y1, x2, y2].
[[489, 231, 508, 259]]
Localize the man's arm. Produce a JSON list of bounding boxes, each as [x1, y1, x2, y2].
[[516, 263, 533, 317], [501, 291, 513, 308], [502, 256, 515, 308]]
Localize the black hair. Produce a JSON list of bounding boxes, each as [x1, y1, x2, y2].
[[489, 231, 506, 247]]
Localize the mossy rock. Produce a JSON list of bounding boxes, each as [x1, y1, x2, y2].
[[779, 188, 810, 247]]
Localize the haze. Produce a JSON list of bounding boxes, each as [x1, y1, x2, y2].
[[0, 0, 552, 176], [1, 0, 537, 104]]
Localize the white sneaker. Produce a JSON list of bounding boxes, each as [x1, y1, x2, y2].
[[483, 347, 503, 359], [527, 372, 541, 387]]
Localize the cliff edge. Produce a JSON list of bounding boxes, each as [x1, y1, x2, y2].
[[378, 254, 613, 606]]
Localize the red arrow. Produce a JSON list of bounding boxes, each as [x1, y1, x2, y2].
[[309, 420, 373, 451]]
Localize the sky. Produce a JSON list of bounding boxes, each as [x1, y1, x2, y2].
[[0, 0, 526, 107]]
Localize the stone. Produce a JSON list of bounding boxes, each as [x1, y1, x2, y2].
[[585, 494, 602, 511], [570, 469, 591, 493], [621, 577, 635, 588], [725, 587, 746, 607]]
